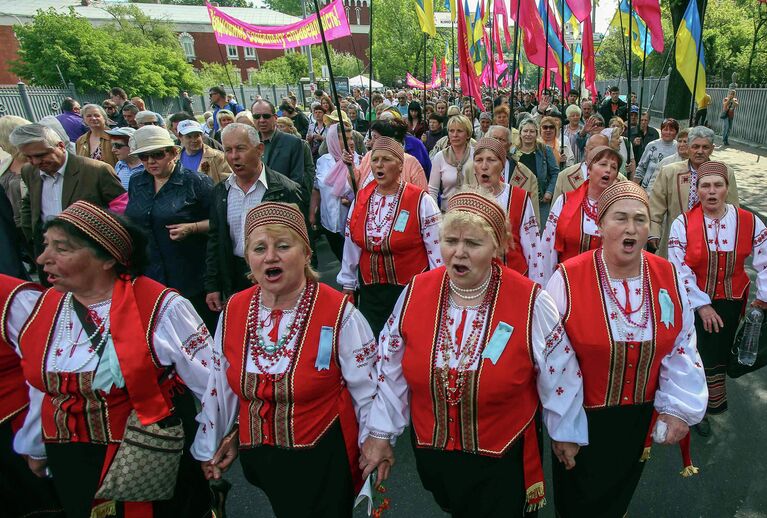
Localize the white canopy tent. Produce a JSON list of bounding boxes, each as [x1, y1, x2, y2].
[[348, 75, 383, 88]]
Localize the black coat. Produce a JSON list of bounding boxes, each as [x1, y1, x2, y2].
[[204, 166, 304, 299], [0, 185, 29, 279]]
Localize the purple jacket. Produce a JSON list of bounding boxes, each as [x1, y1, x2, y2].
[[56, 111, 88, 142]]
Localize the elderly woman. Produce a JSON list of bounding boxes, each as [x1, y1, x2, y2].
[[542, 146, 622, 283], [603, 117, 635, 178], [208, 202, 379, 517], [362, 190, 587, 516], [540, 116, 575, 169], [0, 115, 31, 233], [668, 161, 767, 435], [515, 118, 560, 224], [276, 116, 301, 138], [634, 118, 680, 193], [307, 104, 327, 162], [125, 126, 216, 330], [213, 109, 235, 143], [546, 182, 707, 517], [7, 201, 228, 517], [472, 137, 543, 282], [429, 114, 475, 211], [75, 104, 117, 167], [338, 137, 442, 336], [354, 120, 428, 191], [564, 105, 584, 162]]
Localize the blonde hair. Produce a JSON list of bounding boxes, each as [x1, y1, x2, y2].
[[244, 224, 319, 282], [439, 188, 511, 257], [0, 115, 32, 157], [447, 114, 474, 137], [276, 117, 300, 137], [235, 111, 254, 123]]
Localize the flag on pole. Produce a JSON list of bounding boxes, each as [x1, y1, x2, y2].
[[444, 0, 457, 21], [457, 0, 485, 109], [538, 0, 574, 66], [581, 16, 597, 98], [415, 0, 437, 37], [432, 56, 438, 83], [494, 0, 514, 47], [675, 0, 706, 104], [511, 0, 559, 70], [610, 0, 653, 58], [565, 0, 591, 22], [632, 0, 664, 52]]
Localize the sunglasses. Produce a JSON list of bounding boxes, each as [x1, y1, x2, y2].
[[137, 150, 168, 161], [252, 113, 274, 120], [541, 125, 556, 130], [111, 142, 128, 149]]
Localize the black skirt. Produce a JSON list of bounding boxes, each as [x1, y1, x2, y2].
[[357, 283, 406, 338], [553, 403, 654, 518], [44, 388, 210, 518], [238, 421, 353, 518]]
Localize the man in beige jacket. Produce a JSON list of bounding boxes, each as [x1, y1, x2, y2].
[[177, 120, 231, 184], [648, 126, 739, 257]]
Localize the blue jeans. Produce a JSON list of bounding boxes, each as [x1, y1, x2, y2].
[[722, 117, 733, 143]]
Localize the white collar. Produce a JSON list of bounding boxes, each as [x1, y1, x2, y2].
[[226, 166, 268, 193]]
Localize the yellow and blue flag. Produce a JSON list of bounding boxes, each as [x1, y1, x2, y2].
[[415, 0, 437, 37], [675, 0, 706, 104], [444, 0, 457, 22], [610, 0, 653, 58]]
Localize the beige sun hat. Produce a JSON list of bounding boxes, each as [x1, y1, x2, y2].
[[128, 126, 180, 156]]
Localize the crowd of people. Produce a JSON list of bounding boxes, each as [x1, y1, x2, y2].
[[0, 81, 761, 518]]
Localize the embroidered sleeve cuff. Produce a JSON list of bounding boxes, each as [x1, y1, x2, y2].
[[28, 454, 47, 461], [368, 430, 394, 440]]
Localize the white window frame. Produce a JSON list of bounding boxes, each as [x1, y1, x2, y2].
[[179, 32, 195, 60], [226, 45, 239, 59], [244, 46, 257, 60]]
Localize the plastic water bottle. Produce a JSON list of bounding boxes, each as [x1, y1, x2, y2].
[[738, 308, 763, 366]]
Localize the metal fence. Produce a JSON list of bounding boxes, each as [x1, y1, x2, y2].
[[595, 77, 669, 122], [0, 82, 308, 123]]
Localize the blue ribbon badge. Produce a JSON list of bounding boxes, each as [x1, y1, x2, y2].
[[393, 210, 410, 232], [315, 326, 334, 371], [658, 289, 675, 329], [481, 322, 514, 365]]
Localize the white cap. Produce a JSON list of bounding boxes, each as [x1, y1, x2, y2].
[[177, 120, 205, 135]]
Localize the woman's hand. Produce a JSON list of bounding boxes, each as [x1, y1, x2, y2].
[[26, 456, 48, 478], [697, 304, 724, 333], [658, 414, 689, 445], [551, 441, 579, 470], [360, 437, 395, 487], [167, 223, 196, 241], [202, 429, 240, 480], [542, 192, 553, 203], [341, 150, 354, 165]]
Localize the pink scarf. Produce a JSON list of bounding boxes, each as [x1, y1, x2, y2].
[[323, 123, 352, 197]]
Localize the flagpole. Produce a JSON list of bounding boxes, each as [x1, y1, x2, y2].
[[638, 28, 649, 120], [688, 0, 707, 125], [559, 0, 566, 160], [312, 0, 356, 192], [368, 0, 373, 125], [626, 0, 634, 172], [544, 0, 550, 89], [490, 3, 496, 101], [509, 0, 522, 124], [452, 17, 456, 90], [423, 33, 428, 107]]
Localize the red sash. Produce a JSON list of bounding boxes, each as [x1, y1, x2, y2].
[[554, 181, 601, 263], [349, 181, 430, 286], [560, 251, 683, 408], [502, 186, 531, 276], [684, 205, 754, 301]]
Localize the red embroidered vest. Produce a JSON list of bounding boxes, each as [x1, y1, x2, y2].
[[684, 205, 754, 301], [19, 277, 175, 443], [349, 181, 430, 286], [559, 251, 683, 408], [222, 282, 360, 451], [554, 182, 601, 263], [400, 264, 540, 456], [0, 275, 41, 425], [502, 186, 531, 276]]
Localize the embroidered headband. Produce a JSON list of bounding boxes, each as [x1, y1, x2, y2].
[[244, 202, 310, 250], [597, 181, 650, 222], [696, 161, 728, 185], [447, 192, 507, 247], [371, 136, 404, 163], [56, 201, 133, 266], [474, 137, 507, 163]]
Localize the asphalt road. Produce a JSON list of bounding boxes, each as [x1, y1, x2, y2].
[[222, 232, 767, 518]]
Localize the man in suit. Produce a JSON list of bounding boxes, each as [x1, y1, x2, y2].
[[649, 125, 739, 258], [205, 123, 303, 313], [251, 100, 306, 189], [11, 124, 125, 281]]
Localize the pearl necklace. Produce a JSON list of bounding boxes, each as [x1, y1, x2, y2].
[[449, 271, 492, 300], [52, 293, 111, 373]]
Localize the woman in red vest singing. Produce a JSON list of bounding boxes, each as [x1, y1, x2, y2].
[[668, 161, 767, 436], [546, 182, 708, 517], [541, 145, 623, 283], [209, 202, 381, 517], [360, 190, 588, 516], [338, 136, 442, 337], [472, 137, 544, 283], [5, 201, 229, 518]]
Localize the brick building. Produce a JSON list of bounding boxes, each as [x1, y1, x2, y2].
[[0, 0, 370, 85]]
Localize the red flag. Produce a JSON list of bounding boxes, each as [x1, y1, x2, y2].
[[457, 4, 485, 110], [494, 0, 514, 47], [566, 0, 591, 22], [432, 56, 438, 84], [633, 0, 665, 52], [581, 16, 597, 99], [440, 57, 447, 81], [511, 0, 558, 70]]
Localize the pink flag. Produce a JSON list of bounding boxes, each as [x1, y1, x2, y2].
[[511, 0, 559, 70], [633, 0, 665, 52], [432, 57, 438, 84], [581, 17, 597, 99], [566, 0, 591, 22], [494, 0, 514, 47]]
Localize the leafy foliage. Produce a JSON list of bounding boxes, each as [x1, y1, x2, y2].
[[132, 0, 253, 6], [11, 8, 201, 97], [246, 47, 363, 84], [261, 0, 305, 16]]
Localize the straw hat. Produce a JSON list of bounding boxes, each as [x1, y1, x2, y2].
[[128, 126, 180, 156]]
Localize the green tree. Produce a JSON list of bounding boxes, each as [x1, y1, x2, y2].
[[132, 0, 253, 7], [262, 0, 305, 16], [11, 8, 201, 97], [197, 62, 242, 88]]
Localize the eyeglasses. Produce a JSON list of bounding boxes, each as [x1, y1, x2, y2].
[[252, 113, 274, 120], [541, 125, 556, 130], [140, 121, 159, 126], [111, 142, 128, 149], [137, 150, 168, 161]]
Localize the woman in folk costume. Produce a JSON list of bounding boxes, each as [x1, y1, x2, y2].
[[6, 201, 229, 518], [546, 182, 708, 518], [541, 145, 623, 284], [668, 161, 767, 436], [0, 275, 63, 517], [208, 202, 380, 517], [338, 136, 442, 337], [472, 137, 544, 283], [360, 190, 588, 517]]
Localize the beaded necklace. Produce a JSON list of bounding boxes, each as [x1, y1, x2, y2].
[[366, 181, 404, 236], [434, 265, 500, 405], [581, 196, 598, 222], [52, 293, 111, 373], [245, 281, 316, 382], [597, 250, 650, 329]]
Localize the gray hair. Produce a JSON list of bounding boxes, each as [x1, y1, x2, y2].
[[81, 103, 108, 121], [565, 104, 582, 118], [486, 125, 512, 142], [221, 123, 261, 146], [687, 125, 715, 145], [9, 123, 63, 149], [0, 115, 32, 155], [38, 116, 71, 146]]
